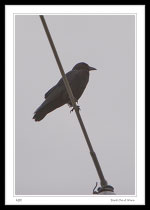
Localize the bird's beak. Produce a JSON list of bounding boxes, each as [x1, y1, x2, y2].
[[89, 66, 97, 71]]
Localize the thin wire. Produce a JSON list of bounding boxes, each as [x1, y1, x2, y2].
[[39, 15, 108, 187]]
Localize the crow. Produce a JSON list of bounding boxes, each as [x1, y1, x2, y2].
[[33, 62, 96, 121]]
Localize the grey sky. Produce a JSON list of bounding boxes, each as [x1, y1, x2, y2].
[[15, 15, 135, 195]]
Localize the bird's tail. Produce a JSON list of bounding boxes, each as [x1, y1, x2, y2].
[[33, 101, 50, 122], [33, 109, 47, 121], [33, 100, 63, 122]]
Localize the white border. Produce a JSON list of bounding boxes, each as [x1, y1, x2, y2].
[[5, 5, 145, 205]]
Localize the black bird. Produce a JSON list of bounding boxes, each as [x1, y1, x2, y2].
[[33, 62, 96, 121]]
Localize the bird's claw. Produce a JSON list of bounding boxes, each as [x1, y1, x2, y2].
[[70, 105, 81, 113]]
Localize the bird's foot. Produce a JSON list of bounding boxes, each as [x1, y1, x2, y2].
[[70, 105, 81, 113]]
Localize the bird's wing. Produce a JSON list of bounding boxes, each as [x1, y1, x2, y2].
[[44, 70, 77, 99], [45, 85, 58, 99], [36, 83, 64, 113]]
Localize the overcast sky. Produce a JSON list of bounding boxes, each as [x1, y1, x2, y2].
[[15, 14, 135, 195]]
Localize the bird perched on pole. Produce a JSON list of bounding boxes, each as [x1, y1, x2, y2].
[[33, 62, 96, 121]]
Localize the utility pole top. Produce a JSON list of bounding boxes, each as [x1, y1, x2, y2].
[[39, 15, 115, 195], [93, 183, 116, 195]]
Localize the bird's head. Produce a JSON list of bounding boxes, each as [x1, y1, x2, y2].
[[73, 62, 97, 72]]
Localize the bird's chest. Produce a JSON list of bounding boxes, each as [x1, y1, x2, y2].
[[70, 70, 89, 99]]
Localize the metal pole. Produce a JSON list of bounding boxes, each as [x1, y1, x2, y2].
[[39, 15, 109, 188]]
